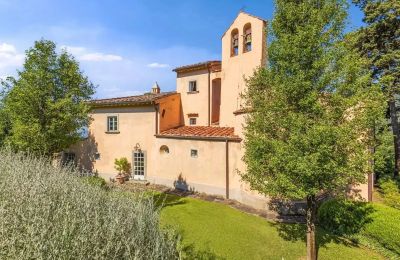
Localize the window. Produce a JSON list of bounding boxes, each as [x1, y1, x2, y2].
[[94, 153, 101, 160], [189, 118, 197, 125], [231, 28, 239, 56], [243, 23, 252, 53], [191, 149, 198, 158], [160, 145, 169, 154], [107, 116, 118, 132], [189, 81, 197, 92]]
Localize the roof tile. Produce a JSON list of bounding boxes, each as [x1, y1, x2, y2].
[[159, 126, 240, 140]]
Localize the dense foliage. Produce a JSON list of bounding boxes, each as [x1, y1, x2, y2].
[[0, 149, 180, 259], [0, 39, 94, 155], [353, 0, 400, 177], [379, 178, 400, 209], [242, 1, 384, 258], [317, 199, 373, 236]]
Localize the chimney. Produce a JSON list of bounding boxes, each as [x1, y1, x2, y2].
[[151, 82, 161, 94]]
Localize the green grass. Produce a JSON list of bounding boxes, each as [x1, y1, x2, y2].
[[159, 195, 383, 260], [359, 203, 400, 257]]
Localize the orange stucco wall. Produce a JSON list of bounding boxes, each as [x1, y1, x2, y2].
[[157, 93, 182, 132]]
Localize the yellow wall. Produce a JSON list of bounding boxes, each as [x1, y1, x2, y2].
[[78, 106, 157, 179], [219, 12, 267, 127], [176, 69, 210, 126]]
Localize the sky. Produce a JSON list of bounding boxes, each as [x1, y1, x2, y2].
[[0, 0, 364, 99]]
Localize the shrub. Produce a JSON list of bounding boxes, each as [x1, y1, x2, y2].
[[317, 199, 374, 236], [81, 176, 107, 189], [114, 157, 131, 175], [0, 149, 180, 259], [379, 178, 400, 210]]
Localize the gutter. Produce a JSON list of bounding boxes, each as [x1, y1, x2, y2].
[[154, 134, 241, 142]]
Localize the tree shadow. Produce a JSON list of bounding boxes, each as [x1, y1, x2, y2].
[[73, 132, 98, 174], [152, 192, 187, 209], [173, 173, 196, 193], [272, 199, 375, 258], [181, 243, 226, 260]]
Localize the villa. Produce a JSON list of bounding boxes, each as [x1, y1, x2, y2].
[[68, 11, 372, 209]]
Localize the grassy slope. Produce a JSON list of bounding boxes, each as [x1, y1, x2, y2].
[[160, 195, 383, 260], [360, 203, 400, 256]]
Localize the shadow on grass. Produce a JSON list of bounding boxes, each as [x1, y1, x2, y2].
[[181, 244, 226, 260], [152, 192, 187, 209], [273, 199, 376, 258]]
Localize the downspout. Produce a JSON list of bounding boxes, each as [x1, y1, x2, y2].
[[207, 67, 211, 126], [225, 139, 229, 199], [155, 104, 159, 135]]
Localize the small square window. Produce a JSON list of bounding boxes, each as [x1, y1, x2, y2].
[[107, 116, 118, 132], [190, 149, 198, 158], [189, 81, 197, 92], [94, 153, 100, 160], [189, 118, 197, 125]]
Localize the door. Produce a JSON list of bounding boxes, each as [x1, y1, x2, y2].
[[133, 151, 146, 180]]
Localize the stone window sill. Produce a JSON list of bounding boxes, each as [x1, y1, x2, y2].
[[187, 91, 199, 94], [105, 131, 120, 134]]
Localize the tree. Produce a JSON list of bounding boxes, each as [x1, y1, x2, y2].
[[241, 1, 383, 259], [0, 39, 95, 155], [353, 0, 400, 178]]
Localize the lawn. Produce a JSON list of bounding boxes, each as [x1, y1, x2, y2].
[[159, 195, 383, 260]]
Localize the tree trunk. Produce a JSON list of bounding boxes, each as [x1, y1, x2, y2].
[[306, 195, 317, 260], [389, 99, 400, 178]]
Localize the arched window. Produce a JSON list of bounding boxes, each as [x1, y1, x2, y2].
[[243, 23, 252, 53], [159, 145, 169, 154], [231, 28, 239, 56]]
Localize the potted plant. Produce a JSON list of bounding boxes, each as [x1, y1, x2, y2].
[[114, 157, 131, 184]]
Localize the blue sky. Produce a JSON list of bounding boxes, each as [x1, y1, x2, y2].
[[0, 0, 364, 98]]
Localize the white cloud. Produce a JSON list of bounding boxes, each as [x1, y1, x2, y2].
[[80, 53, 122, 62], [60, 45, 123, 62], [147, 62, 170, 68], [0, 42, 24, 77]]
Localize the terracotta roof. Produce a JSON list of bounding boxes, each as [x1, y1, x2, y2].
[[158, 126, 240, 141], [173, 61, 221, 73], [90, 92, 176, 107]]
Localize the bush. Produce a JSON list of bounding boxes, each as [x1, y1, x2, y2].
[[318, 199, 374, 236], [379, 178, 400, 210], [0, 149, 180, 259], [81, 176, 107, 189]]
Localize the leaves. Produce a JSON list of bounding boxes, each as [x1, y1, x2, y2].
[[241, 0, 385, 200], [0, 39, 95, 155]]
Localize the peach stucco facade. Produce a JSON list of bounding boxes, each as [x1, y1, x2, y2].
[[69, 11, 371, 210]]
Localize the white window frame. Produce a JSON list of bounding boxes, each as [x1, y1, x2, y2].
[[107, 115, 119, 132], [188, 81, 197, 92]]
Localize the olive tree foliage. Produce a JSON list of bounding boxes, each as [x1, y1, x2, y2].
[[241, 0, 384, 259], [0, 39, 94, 155]]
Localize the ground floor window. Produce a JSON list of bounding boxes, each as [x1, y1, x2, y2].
[[63, 152, 76, 166]]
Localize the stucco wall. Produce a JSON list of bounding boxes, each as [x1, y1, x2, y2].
[[77, 106, 157, 180], [176, 69, 210, 126], [157, 93, 182, 132], [219, 13, 267, 127]]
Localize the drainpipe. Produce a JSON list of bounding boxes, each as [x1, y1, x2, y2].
[[208, 67, 211, 126], [225, 139, 229, 199], [155, 104, 159, 135]]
